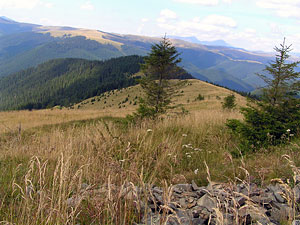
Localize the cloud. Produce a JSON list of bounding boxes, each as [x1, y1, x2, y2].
[[256, 0, 300, 18], [80, 1, 94, 11], [157, 14, 237, 35], [141, 18, 150, 23], [43, 2, 54, 8], [173, 0, 232, 6], [160, 9, 177, 19], [174, 0, 218, 6], [0, 0, 54, 9], [202, 14, 237, 27], [138, 18, 151, 34], [157, 9, 178, 23], [0, 0, 40, 9], [155, 14, 283, 52]]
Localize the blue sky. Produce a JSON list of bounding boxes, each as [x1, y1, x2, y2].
[[1, 0, 300, 52]]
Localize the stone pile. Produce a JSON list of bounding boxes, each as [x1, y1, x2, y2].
[[135, 180, 300, 225], [68, 180, 300, 225]]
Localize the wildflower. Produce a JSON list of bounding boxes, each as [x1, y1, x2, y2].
[[182, 134, 187, 137], [185, 153, 192, 158], [194, 169, 199, 175], [194, 148, 202, 151], [185, 152, 192, 158], [147, 129, 153, 132], [290, 134, 294, 137], [287, 129, 291, 132]]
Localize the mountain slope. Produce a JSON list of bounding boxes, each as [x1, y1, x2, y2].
[[0, 17, 271, 91], [0, 56, 193, 110], [76, 79, 247, 113], [0, 16, 37, 36], [0, 56, 143, 110]]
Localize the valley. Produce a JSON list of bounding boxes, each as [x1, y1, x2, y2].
[[0, 17, 272, 92]]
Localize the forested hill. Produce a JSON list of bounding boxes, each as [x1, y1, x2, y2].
[[0, 55, 193, 111], [0, 56, 143, 110]]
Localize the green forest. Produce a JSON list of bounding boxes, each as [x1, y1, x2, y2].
[[0, 55, 193, 110]]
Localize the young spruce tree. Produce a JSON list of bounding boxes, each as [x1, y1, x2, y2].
[[222, 94, 236, 110], [227, 39, 300, 151], [136, 36, 184, 119]]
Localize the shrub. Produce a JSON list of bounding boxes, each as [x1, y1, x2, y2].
[[195, 94, 204, 101], [222, 94, 236, 110]]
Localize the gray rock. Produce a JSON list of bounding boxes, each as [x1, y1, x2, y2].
[[223, 213, 234, 225], [267, 184, 282, 193], [191, 180, 200, 191], [80, 183, 89, 190], [236, 196, 246, 206], [293, 185, 300, 202], [153, 187, 163, 194], [196, 189, 207, 198], [192, 217, 207, 225], [173, 187, 183, 194], [173, 184, 192, 192], [269, 203, 293, 223], [67, 196, 76, 208], [273, 192, 285, 203], [153, 193, 163, 204], [197, 194, 217, 212], [179, 198, 187, 209]]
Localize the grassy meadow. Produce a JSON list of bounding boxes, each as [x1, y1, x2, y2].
[[1, 80, 300, 224]]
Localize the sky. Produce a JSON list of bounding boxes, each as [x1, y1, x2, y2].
[[0, 0, 300, 53]]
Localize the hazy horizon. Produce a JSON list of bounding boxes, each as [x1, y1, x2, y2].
[[1, 0, 300, 52]]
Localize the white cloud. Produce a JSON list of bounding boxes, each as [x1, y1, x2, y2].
[[160, 9, 177, 19], [0, 0, 54, 9], [202, 15, 237, 27], [173, 0, 232, 6], [0, 0, 40, 9], [157, 9, 178, 23], [174, 0, 218, 6], [157, 14, 237, 35], [138, 18, 151, 34], [256, 0, 300, 18], [43, 2, 54, 8], [80, 1, 94, 11], [141, 18, 150, 23]]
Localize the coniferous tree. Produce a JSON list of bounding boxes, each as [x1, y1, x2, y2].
[[257, 38, 300, 106], [222, 94, 236, 110], [227, 39, 300, 151], [136, 36, 184, 118]]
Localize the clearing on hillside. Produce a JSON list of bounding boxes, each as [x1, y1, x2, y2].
[[75, 79, 246, 113]]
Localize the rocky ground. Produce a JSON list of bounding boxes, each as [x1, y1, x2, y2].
[[68, 179, 300, 225]]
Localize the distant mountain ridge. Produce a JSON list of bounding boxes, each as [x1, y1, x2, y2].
[[0, 16, 275, 92], [168, 35, 232, 47]]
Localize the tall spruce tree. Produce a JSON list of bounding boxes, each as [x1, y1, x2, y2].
[[227, 39, 300, 151], [136, 36, 184, 119], [257, 38, 300, 106]]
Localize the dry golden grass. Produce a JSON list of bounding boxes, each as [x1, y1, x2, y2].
[[36, 26, 123, 48], [1, 81, 300, 224], [1, 106, 300, 223], [0, 109, 104, 135], [76, 79, 247, 112]]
